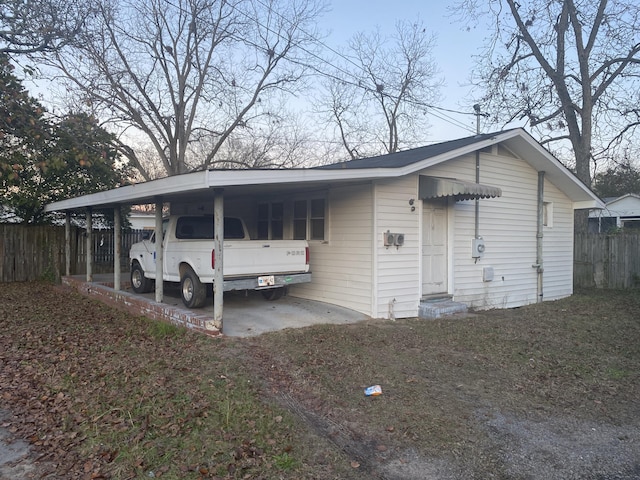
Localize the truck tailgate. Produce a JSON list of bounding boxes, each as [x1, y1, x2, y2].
[[223, 241, 308, 276]]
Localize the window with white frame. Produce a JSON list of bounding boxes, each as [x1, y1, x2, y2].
[[293, 198, 326, 240], [257, 202, 283, 240]]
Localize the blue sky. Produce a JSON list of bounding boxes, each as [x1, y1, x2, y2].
[[316, 0, 491, 141]]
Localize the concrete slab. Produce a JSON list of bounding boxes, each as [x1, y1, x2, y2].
[[0, 410, 41, 480], [419, 299, 468, 319], [64, 275, 371, 337], [199, 290, 370, 337], [148, 286, 371, 337]]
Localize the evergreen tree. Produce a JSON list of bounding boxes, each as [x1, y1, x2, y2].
[[0, 55, 130, 223]]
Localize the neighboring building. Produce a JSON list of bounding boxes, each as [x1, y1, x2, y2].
[[128, 211, 156, 231], [45, 128, 603, 319], [588, 193, 640, 233]]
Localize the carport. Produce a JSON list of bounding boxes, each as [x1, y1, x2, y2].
[[45, 168, 379, 334]]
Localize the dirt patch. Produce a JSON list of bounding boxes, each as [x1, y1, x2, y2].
[[1, 283, 639, 479], [246, 290, 640, 478], [479, 410, 640, 479]]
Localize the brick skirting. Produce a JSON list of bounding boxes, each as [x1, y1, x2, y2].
[[62, 276, 221, 337]]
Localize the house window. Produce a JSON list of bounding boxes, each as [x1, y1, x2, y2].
[[543, 202, 553, 228], [293, 198, 326, 240], [257, 202, 283, 240]]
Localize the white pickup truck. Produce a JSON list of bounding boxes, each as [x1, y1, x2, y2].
[[129, 215, 311, 308]]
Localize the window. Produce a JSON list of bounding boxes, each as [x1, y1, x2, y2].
[[151, 219, 169, 243], [293, 200, 307, 240], [175, 216, 245, 240], [293, 198, 325, 240], [257, 202, 283, 240], [310, 199, 325, 240]]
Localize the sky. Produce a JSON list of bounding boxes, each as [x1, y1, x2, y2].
[[315, 0, 494, 142], [20, 0, 502, 154]]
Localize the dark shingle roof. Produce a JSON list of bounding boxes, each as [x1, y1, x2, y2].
[[315, 130, 512, 170]]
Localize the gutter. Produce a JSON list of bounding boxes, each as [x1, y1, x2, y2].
[[533, 171, 545, 302]]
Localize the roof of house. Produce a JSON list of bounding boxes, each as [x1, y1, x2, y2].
[[45, 128, 603, 212], [590, 193, 640, 218], [604, 193, 640, 205], [315, 131, 509, 170]]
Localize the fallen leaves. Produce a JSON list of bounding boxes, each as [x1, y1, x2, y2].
[[0, 283, 333, 479]]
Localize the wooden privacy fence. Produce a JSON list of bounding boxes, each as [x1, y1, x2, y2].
[[0, 224, 145, 282], [0, 224, 69, 282], [3, 224, 639, 289], [574, 232, 640, 289]]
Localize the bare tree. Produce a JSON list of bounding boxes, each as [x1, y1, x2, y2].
[[40, 0, 324, 179], [318, 20, 441, 159], [454, 0, 640, 195], [0, 0, 89, 55], [191, 108, 314, 169]]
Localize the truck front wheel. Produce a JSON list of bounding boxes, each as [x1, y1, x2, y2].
[[181, 267, 207, 308], [131, 262, 153, 293]]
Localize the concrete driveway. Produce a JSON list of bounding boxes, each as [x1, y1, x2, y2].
[[63, 275, 371, 338], [160, 288, 371, 337]]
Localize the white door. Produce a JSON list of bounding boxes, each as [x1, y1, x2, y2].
[[422, 201, 448, 295]]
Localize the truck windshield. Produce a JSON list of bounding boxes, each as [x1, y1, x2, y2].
[[175, 216, 245, 240]]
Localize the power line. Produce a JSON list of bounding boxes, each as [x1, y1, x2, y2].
[[249, 0, 476, 119], [158, 0, 477, 134]]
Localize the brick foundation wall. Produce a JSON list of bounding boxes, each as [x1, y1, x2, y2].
[[62, 276, 221, 337]]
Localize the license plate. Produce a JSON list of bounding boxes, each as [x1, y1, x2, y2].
[[258, 275, 275, 287]]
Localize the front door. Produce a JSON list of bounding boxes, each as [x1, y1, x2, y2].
[[422, 200, 448, 295]]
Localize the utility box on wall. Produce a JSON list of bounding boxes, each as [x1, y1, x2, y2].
[[483, 267, 494, 282], [472, 238, 486, 258], [384, 231, 405, 247]]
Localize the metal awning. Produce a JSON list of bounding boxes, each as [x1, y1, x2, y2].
[[419, 176, 502, 201]]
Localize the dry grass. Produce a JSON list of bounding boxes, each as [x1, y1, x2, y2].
[[0, 282, 358, 479], [1, 284, 639, 479], [249, 289, 640, 474]]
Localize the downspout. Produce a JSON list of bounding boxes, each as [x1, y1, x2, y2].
[[534, 171, 545, 302], [475, 150, 480, 240], [474, 105, 481, 241]]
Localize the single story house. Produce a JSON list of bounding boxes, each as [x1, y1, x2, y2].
[[45, 128, 603, 330], [588, 193, 640, 233]]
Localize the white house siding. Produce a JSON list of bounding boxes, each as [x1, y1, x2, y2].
[[422, 149, 572, 310], [374, 176, 422, 319], [291, 183, 375, 316], [541, 179, 574, 301]]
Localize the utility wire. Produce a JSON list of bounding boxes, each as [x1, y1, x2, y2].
[[250, 0, 476, 118], [158, 0, 477, 134]]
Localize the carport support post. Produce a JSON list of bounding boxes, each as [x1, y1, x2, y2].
[[86, 208, 93, 282], [212, 188, 224, 330], [113, 206, 121, 291], [65, 212, 71, 276], [155, 198, 164, 303]]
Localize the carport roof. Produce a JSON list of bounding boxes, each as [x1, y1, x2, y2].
[[45, 128, 603, 212]]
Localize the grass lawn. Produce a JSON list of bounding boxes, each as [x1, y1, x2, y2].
[[1, 283, 638, 479]]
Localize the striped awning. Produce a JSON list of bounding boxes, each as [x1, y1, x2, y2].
[[419, 176, 502, 201]]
